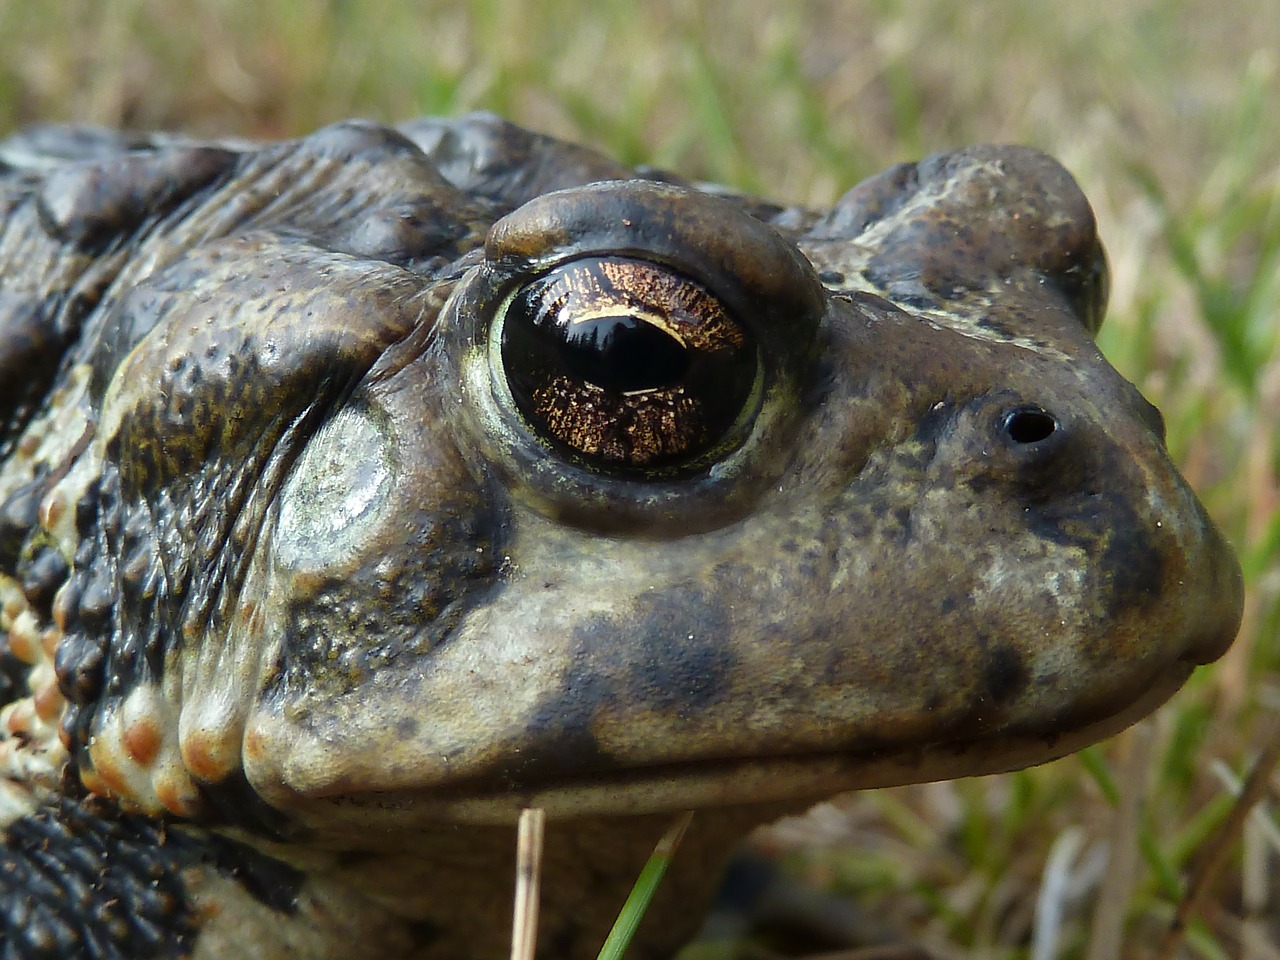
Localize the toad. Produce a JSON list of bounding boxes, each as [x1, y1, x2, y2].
[[0, 114, 1243, 959]]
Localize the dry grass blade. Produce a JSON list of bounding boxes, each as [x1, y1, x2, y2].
[[1241, 812, 1274, 960], [1085, 722, 1153, 960], [1033, 825, 1086, 960], [511, 808, 547, 960], [1156, 710, 1280, 959]]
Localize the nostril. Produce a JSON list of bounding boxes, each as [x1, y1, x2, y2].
[[1002, 405, 1058, 445]]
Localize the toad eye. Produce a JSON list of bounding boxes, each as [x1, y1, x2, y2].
[[495, 256, 760, 474]]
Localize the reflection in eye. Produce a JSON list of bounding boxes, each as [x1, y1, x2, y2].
[[557, 313, 689, 394], [497, 257, 759, 473]]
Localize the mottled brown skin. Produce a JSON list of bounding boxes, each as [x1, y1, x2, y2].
[[0, 114, 1244, 959]]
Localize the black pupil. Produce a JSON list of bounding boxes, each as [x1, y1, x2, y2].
[[1004, 407, 1057, 444], [561, 315, 688, 393]]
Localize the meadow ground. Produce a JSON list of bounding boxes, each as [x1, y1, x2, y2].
[[1, 1, 1277, 956]]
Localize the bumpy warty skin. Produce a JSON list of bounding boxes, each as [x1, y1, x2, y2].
[[0, 114, 1244, 959]]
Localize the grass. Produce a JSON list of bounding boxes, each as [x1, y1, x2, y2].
[[2, 1, 1277, 957]]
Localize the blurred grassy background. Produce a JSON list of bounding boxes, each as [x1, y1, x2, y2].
[[1, 1, 1277, 957]]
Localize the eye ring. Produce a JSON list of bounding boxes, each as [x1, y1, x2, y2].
[[444, 178, 826, 534], [491, 256, 763, 476]]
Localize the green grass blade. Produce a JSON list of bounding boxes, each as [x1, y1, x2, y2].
[[595, 812, 694, 960]]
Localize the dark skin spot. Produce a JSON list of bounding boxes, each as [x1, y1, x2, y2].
[[500, 710, 614, 786], [396, 716, 420, 740], [493, 589, 738, 788], [982, 642, 1029, 706], [1100, 518, 1166, 619], [1026, 485, 1164, 622], [572, 588, 737, 715], [890, 506, 913, 541], [632, 634, 734, 712]]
